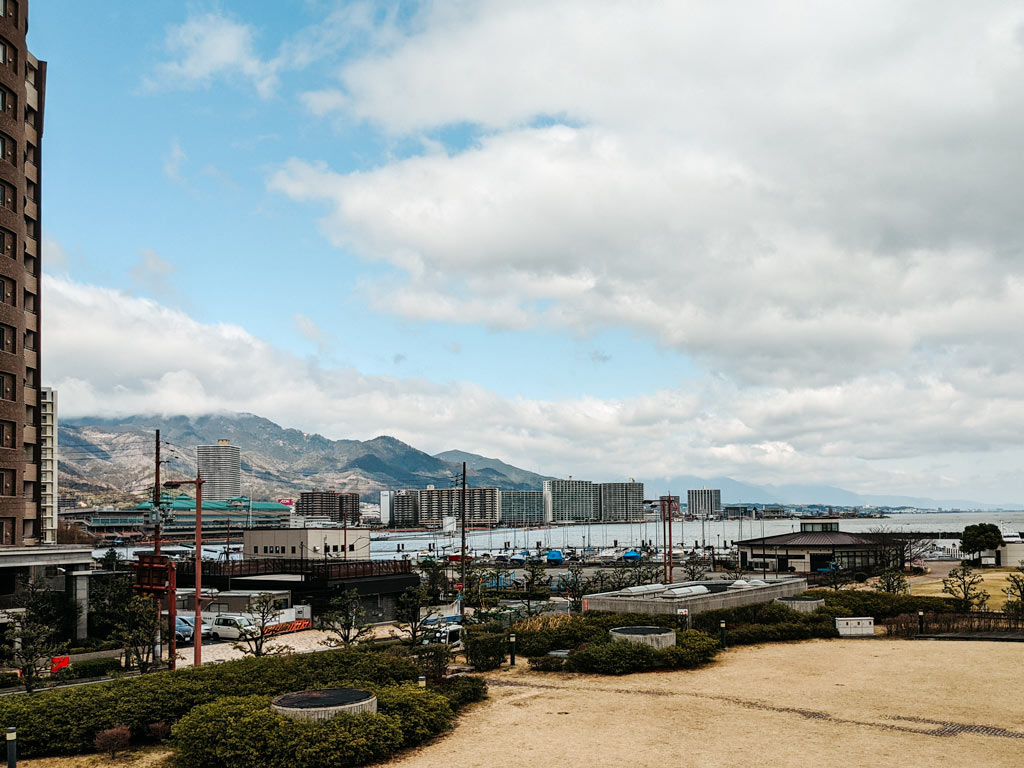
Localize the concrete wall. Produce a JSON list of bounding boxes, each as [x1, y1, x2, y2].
[[243, 528, 370, 560], [583, 578, 807, 616]]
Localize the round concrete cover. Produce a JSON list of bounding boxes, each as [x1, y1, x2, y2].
[[273, 689, 374, 709]]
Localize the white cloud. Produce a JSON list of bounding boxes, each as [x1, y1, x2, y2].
[[163, 139, 187, 183], [149, 13, 278, 97], [42, 276, 1024, 502], [127, 248, 178, 300]]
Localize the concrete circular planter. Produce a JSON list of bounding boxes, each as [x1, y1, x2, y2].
[[271, 689, 377, 722], [609, 626, 676, 649]]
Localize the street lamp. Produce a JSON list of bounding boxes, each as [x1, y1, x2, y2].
[[164, 472, 205, 668]]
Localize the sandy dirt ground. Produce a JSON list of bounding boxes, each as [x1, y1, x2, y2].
[[390, 639, 1024, 768], [23, 639, 1024, 768]]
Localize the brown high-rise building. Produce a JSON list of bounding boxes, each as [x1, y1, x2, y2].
[[0, 1, 44, 546]]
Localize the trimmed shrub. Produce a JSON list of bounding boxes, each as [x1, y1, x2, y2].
[[172, 696, 290, 768], [0, 646, 421, 758], [0, 672, 20, 689], [376, 685, 454, 746], [408, 643, 450, 680], [804, 589, 952, 619], [464, 632, 506, 671], [430, 675, 487, 710], [565, 642, 659, 675], [527, 655, 565, 672], [55, 657, 122, 681], [663, 631, 720, 668], [292, 711, 404, 768]]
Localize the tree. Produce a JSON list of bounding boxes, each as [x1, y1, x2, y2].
[[113, 593, 163, 673], [679, 552, 708, 582], [88, 572, 134, 640], [822, 560, 852, 591], [419, 559, 449, 602], [320, 588, 374, 647], [1001, 561, 1024, 619], [520, 560, 548, 616], [942, 565, 988, 611], [1, 580, 77, 693], [393, 585, 436, 645], [869, 526, 933, 569], [873, 568, 909, 595], [562, 566, 592, 613], [232, 592, 292, 657], [959, 524, 1003, 562], [99, 548, 123, 572], [724, 561, 751, 581]]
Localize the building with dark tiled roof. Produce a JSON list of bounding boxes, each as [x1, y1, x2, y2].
[[737, 518, 889, 574]]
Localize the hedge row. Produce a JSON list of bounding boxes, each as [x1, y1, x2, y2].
[[515, 613, 679, 658], [0, 648, 421, 758], [801, 590, 953, 619], [529, 630, 719, 675], [54, 658, 124, 681], [464, 632, 506, 671]]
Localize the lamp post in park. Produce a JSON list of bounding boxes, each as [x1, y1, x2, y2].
[[164, 472, 205, 667]]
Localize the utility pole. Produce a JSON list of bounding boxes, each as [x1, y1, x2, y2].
[[667, 493, 674, 584], [460, 461, 467, 619], [153, 430, 161, 556]]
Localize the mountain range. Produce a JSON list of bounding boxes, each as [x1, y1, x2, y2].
[[58, 412, 1020, 510]]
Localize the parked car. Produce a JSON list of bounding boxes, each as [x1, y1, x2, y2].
[[211, 614, 257, 641], [179, 615, 213, 640], [422, 624, 463, 649], [174, 617, 194, 645]]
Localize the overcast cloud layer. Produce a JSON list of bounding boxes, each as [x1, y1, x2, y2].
[[42, 1, 1024, 504]]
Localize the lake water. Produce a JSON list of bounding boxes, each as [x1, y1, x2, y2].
[[370, 510, 1024, 558]]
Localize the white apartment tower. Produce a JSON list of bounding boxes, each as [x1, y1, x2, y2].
[[598, 480, 645, 522], [196, 439, 242, 501], [40, 388, 57, 544], [543, 478, 599, 524], [687, 488, 722, 517]]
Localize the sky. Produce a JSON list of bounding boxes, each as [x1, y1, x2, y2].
[[27, 1, 1024, 503]]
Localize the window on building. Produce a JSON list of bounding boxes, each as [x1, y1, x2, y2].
[[23, 329, 35, 351], [0, 181, 14, 212], [26, 181, 36, 202], [290, 546, 296, 554], [252, 546, 257, 554], [25, 63, 34, 86], [0, 86, 13, 114], [23, 216, 36, 240], [24, 366, 35, 387], [0, 420, 13, 448], [0, 469, 14, 496], [263, 546, 268, 554], [332, 545, 339, 552], [0, 323, 14, 353], [348, 543, 355, 551], [24, 142, 35, 165], [0, 373, 13, 401], [24, 106, 35, 127], [0, 276, 13, 305], [22, 290, 34, 313], [0, 227, 12, 257]]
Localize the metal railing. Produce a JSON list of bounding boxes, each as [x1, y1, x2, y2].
[[176, 557, 413, 581]]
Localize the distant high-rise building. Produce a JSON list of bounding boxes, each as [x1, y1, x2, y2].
[[338, 491, 360, 525], [417, 486, 458, 528], [543, 478, 599, 524], [598, 480, 644, 522], [196, 439, 242, 501], [391, 490, 418, 527], [378, 490, 393, 527], [500, 490, 544, 526], [296, 490, 338, 519], [464, 487, 500, 526], [687, 488, 722, 517], [0, 2, 46, 545], [40, 387, 56, 544]]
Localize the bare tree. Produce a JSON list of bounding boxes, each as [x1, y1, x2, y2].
[[320, 588, 374, 648], [1003, 561, 1024, 619], [822, 561, 853, 591], [232, 592, 292, 657], [869, 526, 933, 570], [520, 560, 548, 616], [942, 565, 988, 611]]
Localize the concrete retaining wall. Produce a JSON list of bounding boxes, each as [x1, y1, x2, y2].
[[583, 578, 807, 617]]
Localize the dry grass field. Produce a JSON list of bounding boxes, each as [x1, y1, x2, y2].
[[23, 638, 1024, 768], [910, 566, 1019, 610]]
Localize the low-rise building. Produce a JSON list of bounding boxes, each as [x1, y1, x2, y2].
[[736, 518, 888, 574], [243, 527, 371, 561]]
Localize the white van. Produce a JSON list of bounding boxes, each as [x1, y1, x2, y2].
[[211, 614, 257, 641], [422, 624, 463, 649]]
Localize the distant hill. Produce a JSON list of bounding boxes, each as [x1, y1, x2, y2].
[[59, 413, 547, 502], [58, 412, 1021, 510]]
